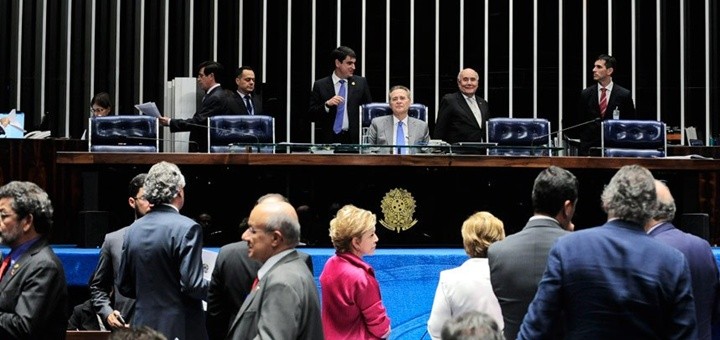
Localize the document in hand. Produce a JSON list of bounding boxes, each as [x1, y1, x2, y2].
[[134, 102, 162, 117]]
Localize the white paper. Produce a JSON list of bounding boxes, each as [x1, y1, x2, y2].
[[134, 102, 162, 117], [202, 249, 218, 281]]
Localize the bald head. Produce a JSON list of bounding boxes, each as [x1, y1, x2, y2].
[[457, 68, 480, 97]]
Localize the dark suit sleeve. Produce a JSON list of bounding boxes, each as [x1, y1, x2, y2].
[[434, 95, 451, 141], [169, 90, 229, 132], [301, 252, 313, 273], [207, 249, 228, 340], [116, 236, 135, 299], [308, 80, 332, 123], [89, 238, 115, 321], [179, 224, 209, 300]]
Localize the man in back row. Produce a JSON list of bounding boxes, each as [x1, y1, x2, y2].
[[434, 68, 489, 144], [309, 46, 372, 144]]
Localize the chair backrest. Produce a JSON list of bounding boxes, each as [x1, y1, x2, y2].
[[485, 118, 551, 156], [88, 115, 159, 152], [601, 119, 666, 157], [359, 102, 428, 144], [208, 115, 275, 153]]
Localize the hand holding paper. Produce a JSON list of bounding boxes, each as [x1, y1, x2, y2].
[[134, 102, 162, 118]]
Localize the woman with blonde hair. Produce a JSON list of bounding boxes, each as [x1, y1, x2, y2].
[[320, 204, 391, 339], [427, 211, 506, 340]]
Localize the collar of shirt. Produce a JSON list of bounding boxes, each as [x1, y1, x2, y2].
[[7, 236, 41, 265], [393, 116, 408, 125], [206, 83, 221, 94], [646, 222, 663, 234], [528, 215, 560, 224], [462, 94, 476, 101], [257, 248, 294, 281], [336, 251, 375, 276], [237, 90, 251, 99], [598, 81, 615, 93]]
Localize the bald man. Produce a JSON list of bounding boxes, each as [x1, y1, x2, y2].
[[434, 68, 490, 144]]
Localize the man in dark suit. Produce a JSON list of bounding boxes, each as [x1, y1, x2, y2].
[[566, 54, 636, 155], [229, 66, 263, 116], [434, 68, 489, 144], [89, 173, 151, 329], [118, 161, 209, 340], [0, 181, 68, 339], [488, 166, 578, 340], [207, 193, 313, 340], [647, 180, 720, 340], [309, 46, 372, 144], [159, 61, 236, 152], [227, 200, 323, 339], [518, 165, 697, 339]]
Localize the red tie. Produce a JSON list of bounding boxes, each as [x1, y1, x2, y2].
[[251, 277, 259, 291], [599, 87, 608, 118], [0, 256, 11, 280]]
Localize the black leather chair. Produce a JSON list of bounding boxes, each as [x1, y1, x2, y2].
[[88, 115, 158, 152], [601, 119, 666, 157], [207, 115, 275, 153], [485, 118, 551, 156], [358, 102, 428, 144]]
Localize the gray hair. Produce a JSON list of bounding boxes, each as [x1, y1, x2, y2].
[[601, 165, 656, 225], [441, 311, 504, 340], [652, 180, 676, 221], [143, 161, 186, 205], [0, 181, 54, 234], [263, 202, 301, 247]]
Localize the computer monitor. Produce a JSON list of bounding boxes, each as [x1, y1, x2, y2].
[[0, 112, 25, 138]]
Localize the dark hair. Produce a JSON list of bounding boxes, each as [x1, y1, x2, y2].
[[596, 54, 617, 70], [90, 92, 112, 109], [532, 166, 578, 217], [128, 173, 147, 198], [235, 66, 255, 78], [199, 61, 224, 80], [331, 46, 357, 64], [109, 326, 167, 340], [0, 181, 54, 235]]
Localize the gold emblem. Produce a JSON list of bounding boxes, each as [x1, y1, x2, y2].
[[379, 188, 418, 233]]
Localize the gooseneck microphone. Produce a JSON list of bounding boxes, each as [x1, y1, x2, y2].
[[529, 117, 601, 153]]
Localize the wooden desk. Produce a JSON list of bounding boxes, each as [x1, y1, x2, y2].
[[56, 152, 720, 246]]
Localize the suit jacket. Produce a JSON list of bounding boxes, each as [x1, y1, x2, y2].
[[487, 217, 569, 340], [227, 250, 323, 340], [169, 86, 236, 152], [649, 222, 720, 340], [518, 220, 697, 339], [434, 92, 489, 144], [568, 82, 636, 155], [427, 258, 502, 340], [207, 242, 313, 340], [366, 115, 430, 154], [89, 226, 135, 326], [229, 91, 264, 116], [308, 74, 372, 144], [0, 238, 68, 339], [118, 205, 209, 340]]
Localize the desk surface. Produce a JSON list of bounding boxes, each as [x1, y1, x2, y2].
[[57, 152, 720, 170]]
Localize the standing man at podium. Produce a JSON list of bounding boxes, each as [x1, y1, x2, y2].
[[159, 61, 235, 152], [309, 46, 372, 144]]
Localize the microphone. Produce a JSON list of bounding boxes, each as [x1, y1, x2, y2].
[[121, 135, 199, 147], [529, 117, 601, 154]]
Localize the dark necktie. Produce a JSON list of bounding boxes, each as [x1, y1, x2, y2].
[[244, 96, 254, 115]]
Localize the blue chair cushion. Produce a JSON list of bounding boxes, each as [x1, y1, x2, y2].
[[209, 115, 274, 153], [89, 115, 158, 152]]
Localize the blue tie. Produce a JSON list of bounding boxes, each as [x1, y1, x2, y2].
[[396, 121, 405, 155], [333, 80, 346, 134], [244, 96, 254, 115]]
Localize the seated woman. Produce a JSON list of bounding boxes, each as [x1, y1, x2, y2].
[[426, 211, 506, 340], [366, 85, 430, 154], [82, 92, 113, 139], [320, 204, 391, 339]]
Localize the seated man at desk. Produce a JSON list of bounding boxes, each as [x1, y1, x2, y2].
[[366, 85, 430, 154]]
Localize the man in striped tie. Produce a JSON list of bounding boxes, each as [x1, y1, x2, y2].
[[566, 54, 636, 156]]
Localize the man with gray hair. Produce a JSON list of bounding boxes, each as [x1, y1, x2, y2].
[[0, 181, 68, 339], [227, 200, 323, 339], [646, 180, 720, 340], [117, 161, 209, 340], [518, 165, 697, 339]]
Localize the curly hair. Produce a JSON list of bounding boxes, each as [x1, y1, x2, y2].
[[461, 211, 505, 258], [0, 181, 54, 234], [329, 204, 376, 253], [143, 161, 186, 205], [601, 165, 656, 226]]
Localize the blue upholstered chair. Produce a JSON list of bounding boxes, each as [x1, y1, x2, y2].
[[207, 115, 275, 153], [485, 118, 551, 156], [88, 115, 159, 152], [601, 119, 666, 157], [358, 102, 428, 144]]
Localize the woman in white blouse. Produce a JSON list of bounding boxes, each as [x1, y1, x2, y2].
[[427, 211, 506, 339]]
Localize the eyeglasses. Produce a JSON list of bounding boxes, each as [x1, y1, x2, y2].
[[90, 107, 106, 114]]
